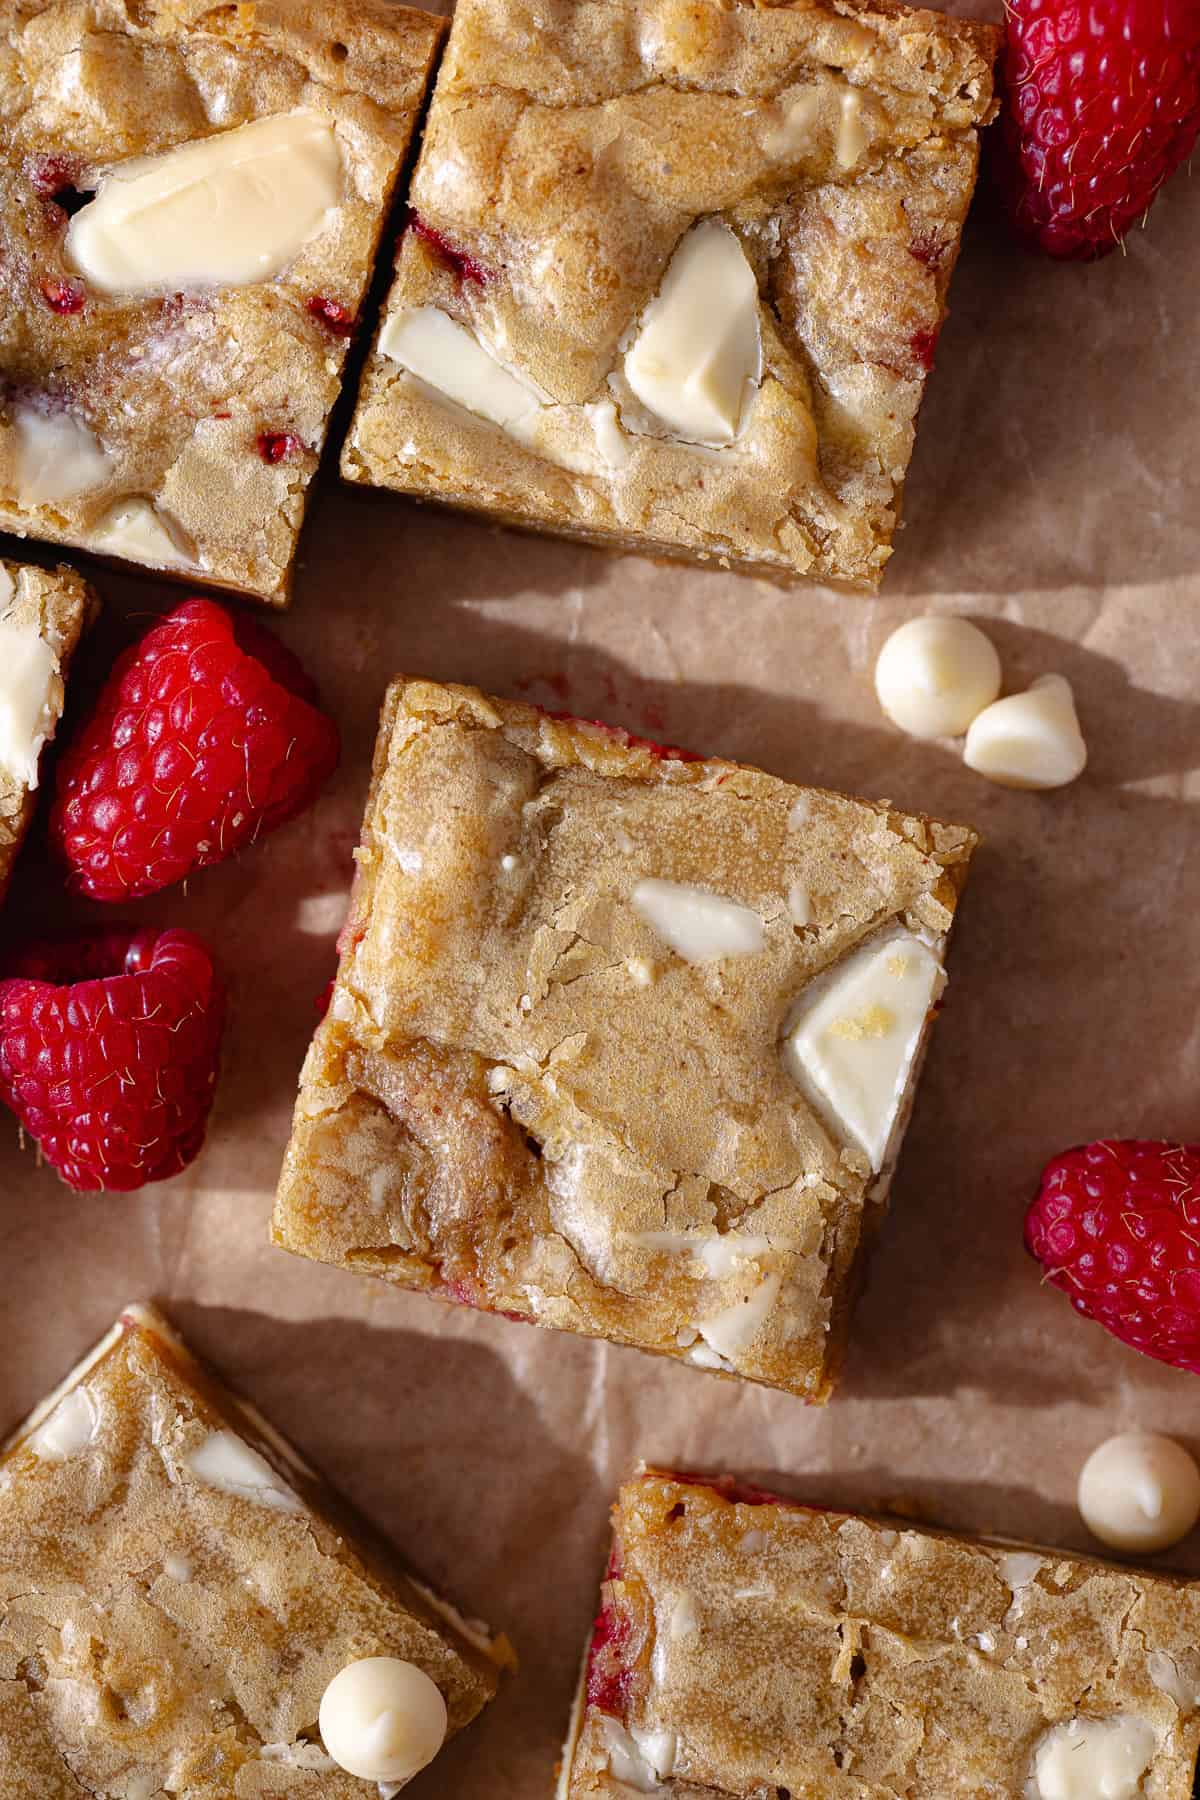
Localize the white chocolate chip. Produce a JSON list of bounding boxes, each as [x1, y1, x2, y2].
[[786, 880, 811, 926], [787, 795, 812, 830], [318, 1658, 447, 1784], [997, 1551, 1044, 1591], [586, 398, 632, 470], [162, 1552, 192, 1582], [0, 615, 61, 790], [10, 405, 112, 505], [27, 1386, 98, 1461], [1026, 1714, 1156, 1800], [836, 89, 869, 168], [964, 674, 1087, 790], [183, 1430, 303, 1513], [1146, 1649, 1200, 1712], [67, 110, 342, 295], [92, 497, 196, 569], [874, 616, 1002, 740], [631, 877, 764, 963], [260, 1742, 336, 1771], [695, 1271, 782, 1362], [626, 956, 655, 986], [1077, 1432, 1200, 1554], [759, 87, 821, 158], [622, 220, 761, 447], [783, 930, 945, 1171], [382, 305, 543, 439], [597, 1717, 677, 1793]]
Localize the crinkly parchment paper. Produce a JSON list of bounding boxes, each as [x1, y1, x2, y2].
[[3, 6, 1200, 1791]]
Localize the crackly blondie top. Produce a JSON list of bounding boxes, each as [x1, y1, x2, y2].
[[560, 1470, 1200, 1799], [0, 558, 93, 905], [274, 679, 975, 1402], [0, 1303, 509, 1797], [0, 0, 445, 605], [345, 0, 999, 589]]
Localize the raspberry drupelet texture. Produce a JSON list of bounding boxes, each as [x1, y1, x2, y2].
[[0, 928, 225, 1191], [50, 598, 339, 901], [1025, 1139, 1200, 1372], [995, 0, 1200, 258]]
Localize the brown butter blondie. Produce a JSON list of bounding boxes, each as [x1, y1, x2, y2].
[[345, 0, 1000, 588], [0, 558, 94, 906], [273, 678, 976, 1402], [0, 0, 445, 604], [0, 1303, 510, 1797], [560, 1469, 1200, 1798]]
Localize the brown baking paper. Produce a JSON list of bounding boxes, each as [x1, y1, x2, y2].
[[3, 13, 1200, 1788]]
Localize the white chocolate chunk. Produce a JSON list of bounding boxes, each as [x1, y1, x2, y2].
[[597, 1716, 677, 1792], [381, 306, 543, 438], [1077, 1432, 1200, 1554], [1147, 1650, 1200, 1712], [66, 110, 341, 295], [631, 877, 764, 963], [786, 880, 811, 926], [586, 398, 632, 470], [836, 89, 869, 168], [783, 932, 944, 1171], [259, 1742, 337, 1771], [874, 616, 1002, 739], [760, 87, 821, 158], [696, 1272, 782, 1362], [1026, 1714, 1156, 1800], [11, 406, 112, 505], [997, 1551, 1043, 1592], [319, 1658, 447, 1784], [0, 616, 60, 790], [27, 1386, 97, 1461], [162, 1552, 192, 1582], [91, 497, 196, 569], [623, 220, 762, 446], [964, 674, 1087, 790], [183, 1429, 303, 1513]]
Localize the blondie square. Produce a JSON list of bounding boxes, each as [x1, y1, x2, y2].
[[0, 558, 93, 906], [274, 679, 976, 1401], [0, 1303, 510, 1796], [345, 0, 999, 588], [0, 0, 445, 605], [560, 1468, 1200, 1799]]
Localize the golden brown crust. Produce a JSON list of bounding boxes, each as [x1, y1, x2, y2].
[[274, 678, 977, 1402], [0, 559, 94, 906], [0, 1303, 507, 1798], [345, 0, 999, 589], [562, 1470, 1200, 1798], [0, 0, 445, 604]]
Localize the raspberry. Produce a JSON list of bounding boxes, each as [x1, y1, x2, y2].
[[405, 209, 491, 285], [1025, 1139, 1200, 1372], [0, 928, 225, 1192], [40, 277, 85, 314], [50, 598, 339, 901], [306, 294, 357, 336], [256, 430, 304, 464], [995, 0, 1200, 259]]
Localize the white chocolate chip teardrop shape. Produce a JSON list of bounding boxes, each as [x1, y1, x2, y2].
[[1077, 1431, 1200, 1554], [66, 110, 341, 295], [783, 931, 945, 1171], [623, 220, 762, 446], [964, 674, 1087, 789], [874, 616, 1002, 740], [319, 1657, 448, 1784], [630, 878, 764, 963]]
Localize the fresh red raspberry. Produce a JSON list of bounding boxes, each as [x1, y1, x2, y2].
[[1025, 1139, 1200, 1372], [50, 598, 339, 901], [995, 0, 1200, 259], [40, 277, 85, 314], [256, 430, 304, 464], [0, 928, 225, 1192]]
